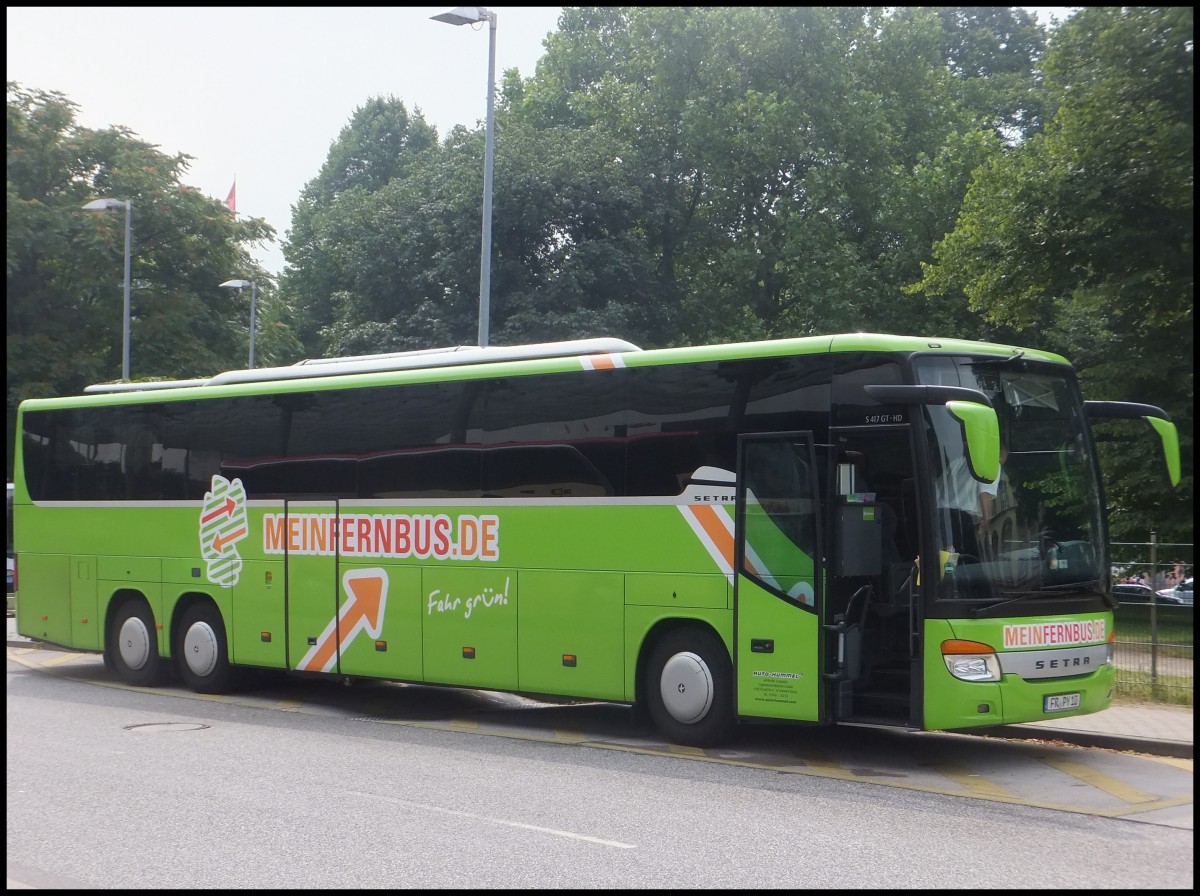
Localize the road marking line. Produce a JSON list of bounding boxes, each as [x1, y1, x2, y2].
[[348, 792, 637, 849]]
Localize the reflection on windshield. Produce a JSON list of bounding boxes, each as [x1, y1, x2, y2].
[[917, 357, 1105, 601]]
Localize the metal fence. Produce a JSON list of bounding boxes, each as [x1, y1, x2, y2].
[[1110, 537, 1193, 706]]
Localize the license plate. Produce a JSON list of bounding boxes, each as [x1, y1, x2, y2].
[[1044, 692, 1081, 713]]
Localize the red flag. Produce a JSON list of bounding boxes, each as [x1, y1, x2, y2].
[[225, 179, 237, 213]]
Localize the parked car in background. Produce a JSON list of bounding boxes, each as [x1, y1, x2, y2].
[[1156, 577, 1193, 606], [1114, 582, 1154, 602], [1113, 582, 1186, 605]]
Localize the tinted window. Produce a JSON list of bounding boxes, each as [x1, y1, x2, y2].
[[627, 357, 829, 496], [25, 381, 480, 501], [22, 353, 833, 503], [482, 370, 627, 497]]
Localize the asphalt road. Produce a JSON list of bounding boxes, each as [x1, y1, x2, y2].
[[8, 645, 1194, 889]]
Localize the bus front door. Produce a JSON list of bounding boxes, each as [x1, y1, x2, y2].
[[734, 434, 825, 724], [826, 426, 922, 727]]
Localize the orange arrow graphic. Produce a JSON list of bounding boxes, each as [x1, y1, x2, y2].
[[201, 497, 237, 524], [298, 571, 387, 672], [211, 526, 248, 552]]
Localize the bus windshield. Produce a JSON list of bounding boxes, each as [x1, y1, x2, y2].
[[916, 355, 1106, 603]]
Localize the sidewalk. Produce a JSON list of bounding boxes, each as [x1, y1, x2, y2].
[[8, 614, 1192, 758], [978, 700, 1193, 758]]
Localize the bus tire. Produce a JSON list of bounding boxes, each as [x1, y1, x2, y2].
[[645, 626, 735, 747], [106, 598, 166, 687], [176, 602, 238, 694]]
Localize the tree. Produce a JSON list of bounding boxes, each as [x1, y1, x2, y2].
[[278, 8, 1058, 353], [279, 97, 439, 356], [7, 82, 277, 476], [909, 8, 1193, 540], [507, 7, 1049, 344]]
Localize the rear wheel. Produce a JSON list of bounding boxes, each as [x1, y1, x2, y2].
[[105, 599, 166, 687], [645, 626, 735, 747], [175, 602, 239, 693]]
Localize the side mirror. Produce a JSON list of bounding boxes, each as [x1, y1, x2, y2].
[[947, 401, 1000, 483], [1084, 401, 1181, 487], [864, 384, 1000, 483]]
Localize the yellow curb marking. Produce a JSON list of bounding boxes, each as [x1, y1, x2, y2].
[[930, 760, 1021, 800], [1039, 755, 1157, 804]]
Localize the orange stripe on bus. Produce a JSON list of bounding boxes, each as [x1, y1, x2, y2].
[[690, 504, 734, 569]]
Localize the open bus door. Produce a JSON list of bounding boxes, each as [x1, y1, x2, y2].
[[733, 433, 826, 724]]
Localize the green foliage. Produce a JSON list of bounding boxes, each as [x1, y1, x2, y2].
[[280, 97, 441, 354], [272, 7, 1061, 357], [910, 8, 1193, 540], [6, 82, 281, 476]]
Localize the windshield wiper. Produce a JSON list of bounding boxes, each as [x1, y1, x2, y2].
[[1042, 578, 1104, 594], [971, 591, 1043, 618], [970, 579, 1108, 618], [972, 351, 1027, 367]]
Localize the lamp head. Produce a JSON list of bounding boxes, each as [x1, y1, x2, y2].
[[82, 198, 127, 211], [219, 279, 253, 289], [431, 6, 486, 26]]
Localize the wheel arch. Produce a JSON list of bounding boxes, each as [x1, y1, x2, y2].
[[104, 587, 155, 649], [102, 589, 167, 686], [168, 590, 224, 659], [634, 615, 732, 708]]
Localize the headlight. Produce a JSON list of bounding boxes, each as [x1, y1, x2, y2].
[[942, 639, 1002, 682]]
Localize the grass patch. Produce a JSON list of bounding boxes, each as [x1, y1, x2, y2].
[[1112, 605, 1192, 706], [1114, 671, 1193, 707], [1113, 604, 1193, 643]]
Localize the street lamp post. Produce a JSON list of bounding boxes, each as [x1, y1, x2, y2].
[[82, 198, 132, 380], [431, 5, 496, 348], [219, 279, 258, 368]]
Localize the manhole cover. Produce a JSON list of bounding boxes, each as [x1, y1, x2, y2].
[[123, 722, 211, 732]]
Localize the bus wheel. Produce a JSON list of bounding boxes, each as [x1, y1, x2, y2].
[[176, 602, 238, 694], [106, 599, 165, 687], [645, 626, 734, 747]]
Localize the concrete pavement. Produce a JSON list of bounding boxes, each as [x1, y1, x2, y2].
[[8, 613, 1192, 758], [977, 699, 1193, 758]]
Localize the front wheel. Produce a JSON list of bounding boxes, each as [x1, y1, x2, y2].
[[645, 626, 735, 747], [105, 598, 166, 687], [175, 602, 239, 693]]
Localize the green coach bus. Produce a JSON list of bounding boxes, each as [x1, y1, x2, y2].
[[11, 334, 1180, 746]]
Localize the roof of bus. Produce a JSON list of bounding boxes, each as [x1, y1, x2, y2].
[[18, 333, 1070, 410]]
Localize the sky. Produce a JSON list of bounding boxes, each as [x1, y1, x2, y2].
[[7, 6, 566, 277], [7, 6, 1074, 279]]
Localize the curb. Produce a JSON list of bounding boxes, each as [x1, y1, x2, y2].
[[970, 724, 1193, 760], [8, 636, 76, 653]]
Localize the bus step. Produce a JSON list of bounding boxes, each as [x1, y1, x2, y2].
[[866, 666, 910, 692], [851, 689, 908, 720]]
